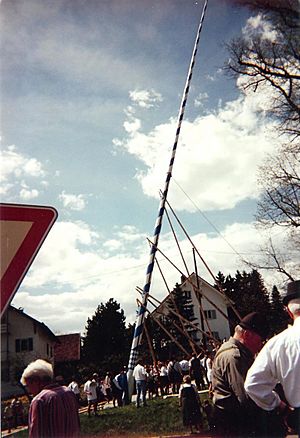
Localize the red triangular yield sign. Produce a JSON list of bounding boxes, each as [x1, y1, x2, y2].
[[0, 203, 58, 316]]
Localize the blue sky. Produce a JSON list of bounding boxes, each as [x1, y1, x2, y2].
[[1, 0, 295, 334]]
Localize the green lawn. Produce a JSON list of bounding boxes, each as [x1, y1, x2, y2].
[[10, 393, 210, 437], [80, 397, 188, 437]]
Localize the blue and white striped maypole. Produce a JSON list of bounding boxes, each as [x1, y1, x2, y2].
[[127, 0, 208, 388]]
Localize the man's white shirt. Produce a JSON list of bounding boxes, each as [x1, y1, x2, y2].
[[133, 364, 147, 381], [84, 379, 97, 401], [245, 317, 300, 410], [68, 381, 80, 394]]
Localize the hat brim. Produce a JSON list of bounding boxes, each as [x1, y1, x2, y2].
[[283, 291, 300, 306]]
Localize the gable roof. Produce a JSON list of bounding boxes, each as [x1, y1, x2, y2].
[[8, 305, 57, 342], [150, 273, 232, 312], [181, 273, 234, 305]]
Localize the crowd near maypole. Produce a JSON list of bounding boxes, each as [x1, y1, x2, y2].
[[127, 0, 209, 395]]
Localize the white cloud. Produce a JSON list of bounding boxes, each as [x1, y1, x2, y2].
[[11, 218, 297, 334], [115, 225, 146, 242], [23, 158, 45, 177], [194, 92, 209, 108], [243, 13, 278, 43], [129, 89, 163, 109], [123, 117, 141, 134], [11, 219, 148, 332], [58, 191, 87, 211], [0, 144, 46, 200], [2, 4, 168, 98], [0, 145, 45, 182], [117, 88, 279, 212], [103, 239, 123, 251], [20, 188, 39, 200]]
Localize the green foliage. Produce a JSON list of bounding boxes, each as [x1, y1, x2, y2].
[[167, 283, 198, 353], [12, 394, 210, 437], [79, 395, 209, 437], [144, 283, 197, 361], [217, 269, 270, 314], [215, 269, 289, 337], [81, 298, 131, 374], [269, 285, 290, 335]]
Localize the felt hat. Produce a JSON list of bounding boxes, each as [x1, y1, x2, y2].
[[283, 280, 300, 306], [239, 312, 269, 339]]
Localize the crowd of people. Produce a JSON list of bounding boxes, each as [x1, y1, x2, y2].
[[4, 279, 299, 437], [64, 351, 212, 415], [3, 396, 26, 433]]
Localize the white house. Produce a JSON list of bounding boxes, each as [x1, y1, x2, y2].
[[151, 273, 232, 345], [1, 305, 57, 389]]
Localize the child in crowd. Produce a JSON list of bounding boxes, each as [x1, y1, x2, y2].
[[179, 375, 203, 434]]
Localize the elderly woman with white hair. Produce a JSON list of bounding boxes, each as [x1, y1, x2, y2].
[[245, 280, 300, 437], [20, 359, 80, 437]]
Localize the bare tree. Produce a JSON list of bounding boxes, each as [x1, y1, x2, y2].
[[226, 0, 300, 139], [244, 237, 298, 281], [257, 148, 300, 228], [226, 1, 300, 279]]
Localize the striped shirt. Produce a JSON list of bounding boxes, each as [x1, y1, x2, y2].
[[28, 384, 80, 437]]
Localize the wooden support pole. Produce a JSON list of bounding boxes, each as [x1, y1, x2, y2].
[[147, 238, 229, 321], [165, 199, 242, 320], [140, 288, 219, 345], [144, 317, 157, 367], [137, 298, 190, 357], [155, 257, 197, 355]]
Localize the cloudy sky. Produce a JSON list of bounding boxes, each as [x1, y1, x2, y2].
[[1, 0, 295, 335]]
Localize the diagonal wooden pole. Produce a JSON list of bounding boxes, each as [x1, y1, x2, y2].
[[165, 199, 242, 320]]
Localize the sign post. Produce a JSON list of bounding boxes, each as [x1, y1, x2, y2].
[[0, 203, 58, 317]]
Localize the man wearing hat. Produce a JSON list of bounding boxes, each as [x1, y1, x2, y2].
[[245, 280, 300, 437], [211, 311, 268, 436]]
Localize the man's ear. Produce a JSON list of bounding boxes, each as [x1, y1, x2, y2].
[[242, 329, 250, 341], [285, 306, 293, 320]]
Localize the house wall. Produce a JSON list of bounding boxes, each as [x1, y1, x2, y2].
[[152, 274, 231, 345], [1, 309, 55, 382], [182, 276, 231, 341]]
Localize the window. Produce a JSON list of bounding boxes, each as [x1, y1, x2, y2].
[[183, 290, 191, 299], [47, 343, 53, 357], [15, 339, 20, 353], [15, 338, 33, 352], [160, 315, 168, 325], [212, 331, 220, 340], [204, 309, 217, 320]]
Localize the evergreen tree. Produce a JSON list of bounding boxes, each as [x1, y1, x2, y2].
[[215, 271, 226, 290], [167, 282, 197, 354], [269, 285, 289, 335], [146, 282, 198, 360], [218, 270, 272, 334], [81, 298, 129, 373]]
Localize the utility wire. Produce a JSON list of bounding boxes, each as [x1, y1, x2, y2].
[[173, 178, 248, 261]]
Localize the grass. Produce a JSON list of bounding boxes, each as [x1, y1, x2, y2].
[[8, 393, 210, 437], [80, 397, 186, 437]]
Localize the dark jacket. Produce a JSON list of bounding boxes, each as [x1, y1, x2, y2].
[[212, 337, 254, 412]]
